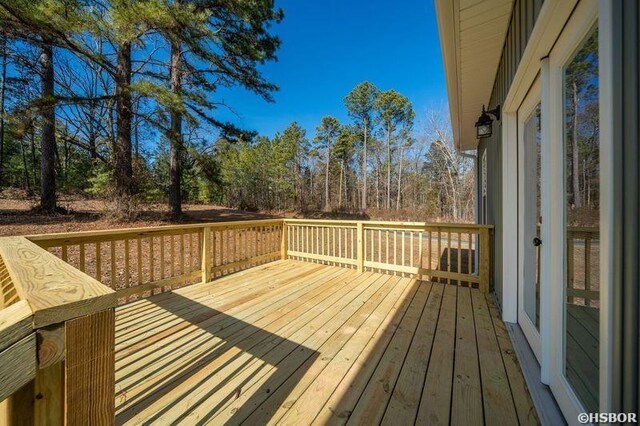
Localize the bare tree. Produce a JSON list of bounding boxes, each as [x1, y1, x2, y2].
[[422, 108, 474, 221]]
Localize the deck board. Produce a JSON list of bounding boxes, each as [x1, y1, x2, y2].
[[114, 260, 539, 425]]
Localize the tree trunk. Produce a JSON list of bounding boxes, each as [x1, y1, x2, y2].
[[20, 138, 29, 191], [375, 159, 380, 208], [114, 41, 133, 215], [88, 103, 98, 162], [361, 119, 367, 211], [40, 42, 56, 213], [168, 38, 183, 218], [338, 160, 344, 209], [0, 35, 6, 187], [396, 144, 404, 209], [324, 146, 330, 210], [30, 130, 37, 189], [571, 81, 581, 208], [386, 126, 391, 209]]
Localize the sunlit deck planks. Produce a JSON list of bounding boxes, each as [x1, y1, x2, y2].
[[114, 260, 539, 425]]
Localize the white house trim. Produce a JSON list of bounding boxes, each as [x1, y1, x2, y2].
[[597, 0, 616, 413]]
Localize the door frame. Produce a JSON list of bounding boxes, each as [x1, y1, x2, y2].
[[517, 77, 542, 361]]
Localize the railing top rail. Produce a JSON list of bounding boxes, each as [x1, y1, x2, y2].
[[567, 226, 599, 234], [26, 218, 284, 243], [24, 218, 493, 245], [0, 236, 116, 328], [0, 299, 32, 353], [283, 218, 494, 230]]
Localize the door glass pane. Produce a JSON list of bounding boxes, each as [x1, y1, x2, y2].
[[563, 27, 599, 413], [523, 104, 541, 329]]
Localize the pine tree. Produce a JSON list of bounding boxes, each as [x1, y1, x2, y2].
[[374, 90, 414, 209], [345, 81, 379, 211], [313, 116, 340, 210]]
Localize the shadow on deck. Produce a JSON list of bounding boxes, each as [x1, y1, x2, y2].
[[114, 260, 539, 425]]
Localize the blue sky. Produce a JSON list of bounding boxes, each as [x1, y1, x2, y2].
[[215, 0, 448, 139]]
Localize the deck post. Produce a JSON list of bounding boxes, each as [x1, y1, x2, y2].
[[478, 228, 491, 293], [281, 220, 288, 260], [357, 222, 364, 273], [64, 309, 115, 425], [34, 362, 64, 425], [201, 226, 211, 284]]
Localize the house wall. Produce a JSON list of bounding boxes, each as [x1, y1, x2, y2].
[[480, 0, 640, 412], [478, 0, 544, 308], [605, 1, 640, 414]]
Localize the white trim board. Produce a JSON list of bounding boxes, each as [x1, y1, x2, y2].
[[596, 0, 616, 413], [500, 0, 581, 325]]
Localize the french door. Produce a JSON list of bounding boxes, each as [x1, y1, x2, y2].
[[545, 0, 600, 418], [517, 79, 542, 361]]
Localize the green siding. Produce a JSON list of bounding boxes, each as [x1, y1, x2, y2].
[[479, 0, 543, 307], [609, 0, 640, 414]]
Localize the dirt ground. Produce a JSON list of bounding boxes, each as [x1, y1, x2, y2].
[[0, 191, 456, 237], [0, 195, 281, 237]]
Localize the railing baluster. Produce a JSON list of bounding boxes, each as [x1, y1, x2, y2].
[[370, 229, 374, 263], [386, 230, 390, 265], [584, 237, 591, 306], [437, 231, 442, 279], [137, 237, 142, 286], [351, 228, 354, 260], [447, 231, 451, 285], [410, 231, 414, 268], [428, 231, 432, 270], [567, 235, 574, 304], [160, 236, 165, 280], [79, 243, 85, 272], [149, 237, 154, 282], [479, 228, 490, 293], [111, 241, 117, 287], [418, 232, 423, 270], [333, 227, 336, 258], [394, 230, 397, 265], [457, 232, 462, 276], [357, 222, 364, 272], [202, 227, 211, 284], [468, 232, 472, 276], [124, 239, 130, 288], [96, 241, 101, 282]]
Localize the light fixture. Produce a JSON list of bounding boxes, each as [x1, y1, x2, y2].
[[475, 105, 501, 139]]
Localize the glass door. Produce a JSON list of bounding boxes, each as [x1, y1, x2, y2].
[[562, 26, 600, 414], [545, 0, 599, 418], [518, 80, 542, 360]]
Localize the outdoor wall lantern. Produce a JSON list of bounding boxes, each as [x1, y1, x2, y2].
[[475, 105, 501, 139]]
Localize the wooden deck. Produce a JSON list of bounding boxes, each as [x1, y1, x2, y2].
[[114, 260, 539, 425]]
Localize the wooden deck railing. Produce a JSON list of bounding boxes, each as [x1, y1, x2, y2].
[[27, 219, 283, 303], [0, 218, 492, 424], [25, 219, 493, 303], [0, 236, 116, 425], [567, 226, 599, 306], [283, 219, 493, 292]]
